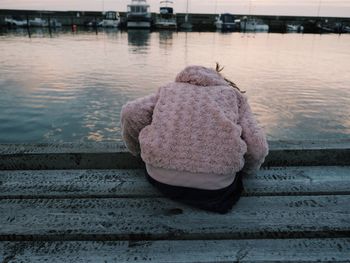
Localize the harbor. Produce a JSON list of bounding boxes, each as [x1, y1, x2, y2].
[[1, 8, 350, 33], [1, 0, 350, 261]]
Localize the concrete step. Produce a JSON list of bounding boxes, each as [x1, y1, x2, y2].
[[0, 166, 349, 199], [2, 238, 350, 263], [1, 194, 349, 241], [1, 140, 350, 170], [0, 141, 349, 262]]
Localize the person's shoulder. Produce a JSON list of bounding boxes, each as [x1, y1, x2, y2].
[[219, 85, 245, 99], [222, 86, 249, 109], [158, 82, 182, 91]]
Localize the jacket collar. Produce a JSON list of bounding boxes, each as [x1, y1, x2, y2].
[[175, 65, 228, 87]]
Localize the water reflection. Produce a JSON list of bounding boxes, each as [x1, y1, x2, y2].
[[127, 29, 150, 47], [100, 27, 119, 35], [0, 30, 349, 143], [1, 27, 68, 38], [81, 84, 121, 142], [159, 30, 174, 49]]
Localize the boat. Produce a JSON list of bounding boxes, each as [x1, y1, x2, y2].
[[4, 17, 27, 27], [48, 19, 62, 28], [6, 17, 62, 28], [302, 20, 319, 33], [287, 24, 304, 33], [333, 23, 347, 34], [240, 17, 269, 32], [316, 22, 334, 33], [155, 0, 177, 29], [29, 18, 48, 27], [127, 0, 151, 29], [286, 24, 298, 32], [215, 13, 240, 32], [99, 11, 120, 28], [180, 0, 192, 30]]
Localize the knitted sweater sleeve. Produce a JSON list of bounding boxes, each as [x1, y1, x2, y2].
[[238, 95, 269, 174], [120, 92, 159, 156]]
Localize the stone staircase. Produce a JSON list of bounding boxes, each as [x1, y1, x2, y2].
[[0, 140, 349, 262]]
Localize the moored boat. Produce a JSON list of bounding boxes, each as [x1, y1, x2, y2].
[[127, 0, 151, 29], [99, 11, 121, 28], [241, 17, 269, 32], [287, 24, 304, 33], [155, 0, 177, 29], [29, 18, 48, 27], [215, 13, 240, 32], [5, 17, 27, 27], [48, 19, 62, 28]]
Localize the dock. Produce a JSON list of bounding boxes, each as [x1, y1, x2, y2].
[[1, 9, 350, 32], [0, 140, 349, 262]]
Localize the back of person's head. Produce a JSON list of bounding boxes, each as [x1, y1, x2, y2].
[[215, 63, 245, 94]]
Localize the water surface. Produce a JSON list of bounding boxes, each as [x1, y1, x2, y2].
[[0, 29, 349, 143]]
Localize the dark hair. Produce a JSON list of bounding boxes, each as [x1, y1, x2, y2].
[[216, 63, 245, 93]]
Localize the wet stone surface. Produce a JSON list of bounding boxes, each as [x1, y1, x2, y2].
[[0, 141, 349, 262]]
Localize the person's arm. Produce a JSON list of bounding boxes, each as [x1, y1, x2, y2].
[[120, 91, 159, 156], [238, 95, 269, 174]]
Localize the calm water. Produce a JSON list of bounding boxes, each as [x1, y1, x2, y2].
[[0, 29, 350, 143]]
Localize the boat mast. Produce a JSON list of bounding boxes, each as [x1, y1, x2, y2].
[[248, 0, 252, 18], [185, 0, 189, 22], [316, 0, 322, 17]]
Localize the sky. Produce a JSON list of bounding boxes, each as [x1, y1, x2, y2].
[[1, 0, 350, 17]]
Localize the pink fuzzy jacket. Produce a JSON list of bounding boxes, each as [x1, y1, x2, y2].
[[121, 66, 268, 189]]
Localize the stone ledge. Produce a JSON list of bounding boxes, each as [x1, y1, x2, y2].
[[0, 140, 349, 170], [0, 139, 349, 154]]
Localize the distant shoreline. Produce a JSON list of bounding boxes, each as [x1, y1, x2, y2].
[[1, 9, 350, 33], [1, 8, 350, 20]]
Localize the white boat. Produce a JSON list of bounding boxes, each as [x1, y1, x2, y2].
[[241, 18, 269, 32], [287, 24, 298, 32], [287, 24, 303, 33], [127, 0, 151, 29], [180, 0, 192, 30], [48, 19, 62, 28], [29, 18, 48, 27], [99, 11, 120, 28], [4, 18, 27, 27], [215, 13, 240, 31], [155, 0, 177, 29]]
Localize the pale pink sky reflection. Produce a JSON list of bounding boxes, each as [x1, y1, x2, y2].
[[1, 0, 350, 17]]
